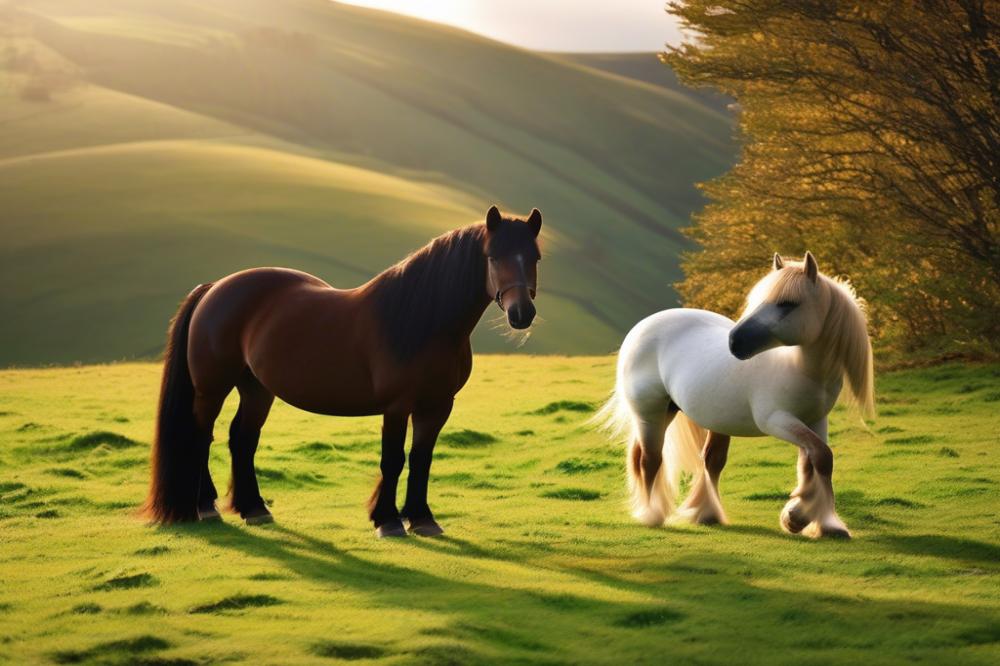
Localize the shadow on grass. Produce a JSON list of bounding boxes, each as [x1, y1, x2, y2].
[[880, 534, 1000, 566], [175, 522, 1000, 662]]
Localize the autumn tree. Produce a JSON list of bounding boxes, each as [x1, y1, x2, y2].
[[664, 0, 1000, 358]]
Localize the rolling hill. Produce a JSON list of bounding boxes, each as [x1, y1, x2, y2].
[[0, 0, 733, 365]]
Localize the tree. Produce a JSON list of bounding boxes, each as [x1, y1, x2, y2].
[[664, 0, 1000, 358]]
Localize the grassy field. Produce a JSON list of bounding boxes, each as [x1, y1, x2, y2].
[[0, 0, 733, 364], [1, 357, 998, 664]]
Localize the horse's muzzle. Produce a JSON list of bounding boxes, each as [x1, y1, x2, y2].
[[729, 319, 774, 360], [507, 299, 536, 329]]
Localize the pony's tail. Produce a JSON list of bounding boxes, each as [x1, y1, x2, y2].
[[593, 388, 704, 526], [663, 412, 706, 496], [141, 283, 213, 525]]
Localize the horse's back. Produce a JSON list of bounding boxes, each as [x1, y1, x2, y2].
[[187, 268, 346, 393], [619, 308, 765, 434]]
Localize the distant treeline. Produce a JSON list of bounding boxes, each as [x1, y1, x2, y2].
[[665, 1, 999, 361]]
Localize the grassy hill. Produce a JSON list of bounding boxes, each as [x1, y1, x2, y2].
[[0, 0, 733, 365], [557, 52, 733, 115], [1, 359, 998, 663]]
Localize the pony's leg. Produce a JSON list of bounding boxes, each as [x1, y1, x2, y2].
[[401, 401, 452, 536], [227, 373, 275, 525], [763, 413, 849, 538], [780, 449, 815, 534], [675, 431, 730, 525], [627, 406, 673, 527], [367, 412, 408, 538], [192, 390, 229, 522]]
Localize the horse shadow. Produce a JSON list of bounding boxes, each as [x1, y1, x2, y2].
[[179, 521, 1000, 662]]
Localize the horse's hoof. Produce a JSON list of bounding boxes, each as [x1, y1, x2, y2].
[[407, 518, 444, 537], [819, 526, 852, 539], [780, 501, 810, 534], [244, 509, 274, 526], [375, 520, 407, 538], [198, 506, 222, 522]]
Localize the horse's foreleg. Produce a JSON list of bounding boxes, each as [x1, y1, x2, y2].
[[401, 401, 452, 537], [676, 431, 730, 525], [368, 412, 408, 538], [763, 413, 849, 538]]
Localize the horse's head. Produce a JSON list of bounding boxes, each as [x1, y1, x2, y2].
[[729, 251, 829, 360], [483, 205, 541, 330]]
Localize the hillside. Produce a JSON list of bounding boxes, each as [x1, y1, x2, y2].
[[558, 52, 733, 114], [0, 0, 733, 365], [1, 359, 998, 663]]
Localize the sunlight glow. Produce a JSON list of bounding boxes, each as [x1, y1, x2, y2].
[[336, 1, 682, 52]]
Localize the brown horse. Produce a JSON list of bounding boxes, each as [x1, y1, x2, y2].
[[143, 206, 542, 537]]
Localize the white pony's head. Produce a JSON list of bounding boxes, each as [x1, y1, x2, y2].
[[730, 252, 875, 416]]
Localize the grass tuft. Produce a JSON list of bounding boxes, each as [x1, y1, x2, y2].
[[553, 458, 614, 474], [884, 435, 937, 446], [614, 608, 684, 628], [439, 429, 498, 447], [530, 401, 594, 415], [744, 492, 788, 502], [190, 594, 283, 614], [540, 488, 601, 501], [310, 642, 388, 660], [95, 573, 158, 591], [66, 431, 138, 451]]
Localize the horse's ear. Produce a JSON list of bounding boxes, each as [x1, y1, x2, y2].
[[804, 251, 818, 282], [772, 253, 784, 270], [526, 208, 542, 237], [486, 205, 502, 232]]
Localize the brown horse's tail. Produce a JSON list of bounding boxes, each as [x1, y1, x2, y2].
[[141, 283, 213, 524]]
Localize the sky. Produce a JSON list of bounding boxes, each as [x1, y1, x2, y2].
[[337, 1, 684, 52]]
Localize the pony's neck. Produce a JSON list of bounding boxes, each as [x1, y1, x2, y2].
[[795, 340, 844, 391], [795, 284, 857, 390]]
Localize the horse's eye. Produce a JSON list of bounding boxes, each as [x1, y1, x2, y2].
[[776, 300, 798, 309]]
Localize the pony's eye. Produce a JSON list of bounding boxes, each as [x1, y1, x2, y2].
[[776, 300, 798, 309]]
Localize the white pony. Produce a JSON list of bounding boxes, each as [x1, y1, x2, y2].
[[597, 252, 874, 538]]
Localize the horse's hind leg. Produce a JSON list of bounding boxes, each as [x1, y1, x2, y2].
[[626, 405, 673, 527], [188, 389, 232, 522], [676, 431, 730, 525], [228, 372, 275, 525]]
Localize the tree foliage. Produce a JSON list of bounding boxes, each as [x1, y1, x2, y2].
[[664, 0, 1000, 358]]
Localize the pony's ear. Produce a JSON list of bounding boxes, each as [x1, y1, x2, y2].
[[803, 251, 818, 282], [526, 208, 542, 237], [486, 205, 502, 232], [772, 253, 784, 270]]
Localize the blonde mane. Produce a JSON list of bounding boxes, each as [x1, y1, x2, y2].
[[744, 261, 875, 418]]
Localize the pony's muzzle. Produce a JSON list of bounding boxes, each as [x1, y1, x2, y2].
[[729, 319, 775, 360]]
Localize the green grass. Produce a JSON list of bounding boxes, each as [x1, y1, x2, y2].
[[0, 0, 733, 365], [0, 358, 998, 664]]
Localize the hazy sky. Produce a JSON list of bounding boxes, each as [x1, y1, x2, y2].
[[337, 1, 683, 52]]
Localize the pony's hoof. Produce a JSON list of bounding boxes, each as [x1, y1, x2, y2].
[[780, 500, 809, 534], [198, 505, 222, 522], [244, 509, 274, 526], [375, 520, 407, 538], [407, 518, 444, 537]]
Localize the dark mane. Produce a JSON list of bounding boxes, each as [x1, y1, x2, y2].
[[369, 224, 490, 361]]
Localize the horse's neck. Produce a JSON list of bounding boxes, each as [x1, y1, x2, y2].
[[454, 294, 491, 337], [795, 340, 843, 392]]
